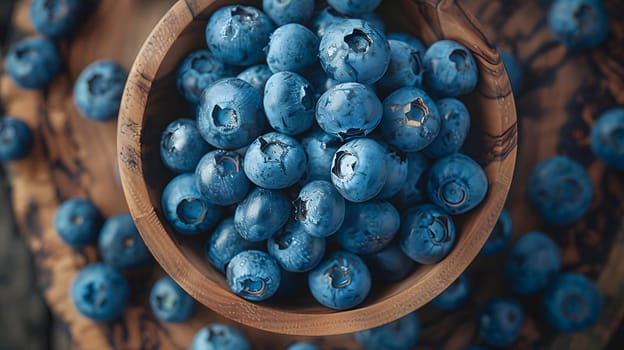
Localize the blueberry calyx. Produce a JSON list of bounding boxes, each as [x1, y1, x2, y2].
[[87, 73, 111, 95], [240, 277, 269, 297], [573, 4, 593, 29], [259, 137, 288, 162], [176, 197, 207, 224], [231, 6, 258, 22], [449, 49, 469, 71], [215, 152, 241, 176], [439, 180, 468, 207], [205, 327, 226, 342], [293, 197, 308, 221], [327, 263, 351, 288], [71, 214, 84, 225], [404, 98, 429, 127], [427, 216, 452, 244], [332, 150, 357, 180], [275, 231, 294, 250], [191, 55, 216, 73], [122, 235, 136, 248], [155, 292, 178, 311], [84, 282, 107, 306], [562, 294, 588, 320], [557, 177, 583, 202], [345, 29, 372, 54], [212, 105, 240, 128], [410, 51, 423, 76], [42, 0, 65, 21]]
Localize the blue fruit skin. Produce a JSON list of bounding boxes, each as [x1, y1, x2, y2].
[[393, 152, 430, 206], [54, 198, 103, 248], [336, 200, 400, 254], [286, 342, 320, 350], [479, 298, 524, 348], [354, 312, 420, 350], [300, 128, 342, 183], [331, 138, 388, 202], [30, 0, 81, 39], [160, 118, 211, 173], [205, 217, 261, 273], [226, 250, 281, 301], [505, 231, 561, 296], [263, 71, 316, 135], [267, 220, 325, 272], [243, 132, 307, 189], [500, 50, 523, 96], [377, 40, 424, 93], [386, 32, 427, 53], [98, 213, 151, 269], [262, 0, 314, 25], [311, 7, 385, 39], [195, 149, 250, 206], [73, 60, 127, 121], [543, 273, 602, 332], [237, 64, 273, 94], [234, 187, 291, 241], [423, 98, 471, 158], [318, 19, 390, 85], [295, 180, 345, 238], [427, 153, 489, 215], [316, 82, 383, 141], [527, 155, 593, 225], [480, 208, 513, 256], [308, 251, 372, 310], [162, 173, 221, 235], [266, 24, 319, 73], [327, 0, 382, 16], [205, 5, 275, 66], [423, 40, 478, 97], [191, 323, 251, 350], [176, 49, 235, 105], [364, 242, 415, 282], [431, 274, 470, 311], [400, 204, 456, 264], [70, 263, 129, 322], [196, 78, 266, 150], [149, 276, 195, 323], [0, 117, 34, 162], [380, 87, 441, 152], [6, 37, 61, 89], [376, 144, 408, 200], [548, 0, 609, 50], [591, 108, 624, 170]]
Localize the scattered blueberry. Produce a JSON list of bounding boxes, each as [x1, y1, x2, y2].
[[227, 250, 281, 301], [364, 242, 415, 282], [263, 71, 316, 135], [176, 49, 235, 105], [98, 213, 151, 269], [548, 0, 609, 50], [400, 204, 456, 264], [54, 198, 103, 248], [191, 323, 251, 350], [262, 0, 315, 26], [286, 342, 320, 350], [149, 276, 195, 323], [393, 152, 430, 205], [336, 200, 400, 255], [237, 64, 273, 94], [311, 7, 385, 39], [591, 107, 624, 170], [6, 36, 61, 89], [423, 40, 478, 97], [423, 98, 471, 158], [71, 263, 129, 322], [431, 274, 470, 311], [327, 0, 382, 16], [73, 60, 127, 121], [543, 273, 602, 332], [160, 118, 211, 173], [294, 180, 345, 238], [234, 187, 291, 241], [30, 0, 82, 39], [479, 298, 524, 348], [505, 231, 561, 295], [195, 149, 250, 206], [205, 217, 261, 273], [300, 128, 342, 183], [266, 23, 319, 73], [377, 39, 424, 93], [0, 117, 34, 162], [480, 208, 513, 256], [268, 220, 326, 272], [354, 312, 420, 350], [500, 50, 523, 96]]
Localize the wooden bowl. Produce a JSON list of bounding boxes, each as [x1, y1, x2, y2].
[[117, 0, 517, 336]]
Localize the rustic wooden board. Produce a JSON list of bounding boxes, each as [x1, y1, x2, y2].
[[1, 0, 623, 349]]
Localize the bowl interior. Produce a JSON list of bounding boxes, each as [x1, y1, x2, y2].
[[119, 0, 517, 335]]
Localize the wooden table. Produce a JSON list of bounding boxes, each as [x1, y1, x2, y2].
[[1, 0, 622, 349]]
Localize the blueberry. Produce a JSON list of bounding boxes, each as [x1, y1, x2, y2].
[[431, 273, 470, 311], [427, 153, 488, 215], [386, 32, 427, 53], [0, 117, 34, 162], [205, 217, 261, 273], [364, 242, 415, 282], [400, 204, 456, 264], [308, 251, 371, 310], [243, 132, 307, 189], [30, 0, 82, 39], [377, 40, 424, 93], [190, 323, 251, 350], [205, 5, 275, 66], [268, 220, 325, 272], [162, 173, 221, 235], [294, 180, 345, 238], [70, 263, 129, 322], [160, 118, 211, 173], [234, 187, 291, 242], [354, 312, 420, 350], [376, 144, 408, 200], [237, 64, 273, 94], [318, 19, 390, 85], [227, 250, 281, 301], [336, 200, 400, 254], [73, 60, 127, 121], [423, 40, 478, 97], [479, 298, 524, 347], [542, 273, 602, 332], [300, 128, 342, 183], [423, 98, 471, 158], [149, 276, 195, 323], [197, 78, 266, 150], [311, 7, 385, 38], [266, 24, 319, 73], [331, 138, 387, 202], [548, 0, 609, 50], [176, 49, 235, 105], [263, 71, 316, 135], [286, 342, 320, 350], [327, 0, 382, 16], [527, 155, 593, 225], [262, 0, 314, 25], [6, 36, 61, 89], [98, 213, 151, 269], [500, 50, 523, 96], [54, 198, 103, 248], [195, 149, 250, 206], [380, 87, 441, 152], [393, 152, 430, 206], [316, 82, 383, 141], [480, 208, 513, 256], [591, 107, 624, 170]]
